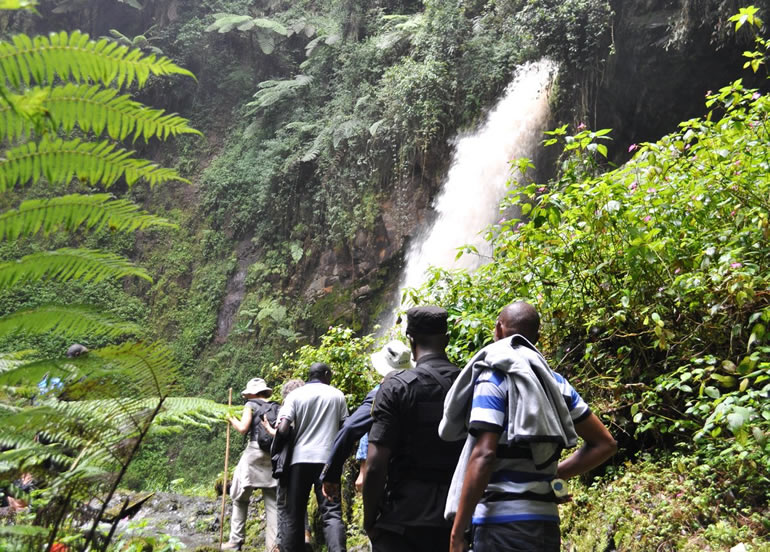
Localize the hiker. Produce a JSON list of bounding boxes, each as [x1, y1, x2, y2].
[[363, 306, 464, 552], [223, 378, 280, 551], [273, 363, 348, 552], [262, 378, 314, 551], [440, 301, 618, 552], [321, 340, 414, 501]]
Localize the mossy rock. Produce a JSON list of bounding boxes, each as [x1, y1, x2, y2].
[[120, 537, 153, 552]]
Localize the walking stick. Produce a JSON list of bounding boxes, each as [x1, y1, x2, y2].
[[219, 388, 233, 550]]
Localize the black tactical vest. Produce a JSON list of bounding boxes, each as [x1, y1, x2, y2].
[[389, 356, 464, 485]]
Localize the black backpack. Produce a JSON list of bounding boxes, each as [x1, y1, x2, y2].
[[248, 399, 281, 452]]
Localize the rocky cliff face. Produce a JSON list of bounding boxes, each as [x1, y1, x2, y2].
[[596, 0, 768, 157], [279, 0, 769, 337]]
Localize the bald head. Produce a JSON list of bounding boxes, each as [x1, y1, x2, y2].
[[494, 302, 540, 343]]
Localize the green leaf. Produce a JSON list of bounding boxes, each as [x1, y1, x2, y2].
[[0, 248, 151, 288], [0, 137, 189, 191], [0, 30, 194, 89], [0, 83, 200, 143], [0, 305, 141, 341], [0, 194, 173, 240], [726, 407, 753, 432], [704, 386, 721, 399]]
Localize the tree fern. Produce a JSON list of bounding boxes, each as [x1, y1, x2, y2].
[[0, 83, 200, 143], [247, 74, 313, 111], [0, 11, 220, 550], [0, 248, 150, 288], [0, 193, 173, 240], [0, 30, 194, 89], [0, 137, 189, 192], [0, 305, 141, 341], [205, 13, 292, 54]]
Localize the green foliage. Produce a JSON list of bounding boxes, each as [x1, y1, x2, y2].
[[561, 453, 770, 551], [0, 30, 194, 89], [205, 13, 290, 54], [0, 138, 189, 191], [1, 83, 200, 143], [247, 75, 314, 111], [268, 326, 381, 406], [0, 13, 229, 551], [517, 0, 613, 71], [0, 194, 174, 240]]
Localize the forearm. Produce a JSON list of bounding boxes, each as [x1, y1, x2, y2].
[[362, 443, 389, 530], [230, 418, 249, 434], [557, 440, 617, 479], [557, 413, 618, 479]]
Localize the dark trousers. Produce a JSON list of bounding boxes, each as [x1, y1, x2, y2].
[[283, 462, 346, 552], [472, 521, 560, 552], [370, 526, 450, 552]]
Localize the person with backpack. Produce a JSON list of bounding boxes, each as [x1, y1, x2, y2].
[[223, 378, 280, 551]]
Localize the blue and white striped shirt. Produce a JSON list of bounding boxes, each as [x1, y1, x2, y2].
[[469, 368, 590, 525]]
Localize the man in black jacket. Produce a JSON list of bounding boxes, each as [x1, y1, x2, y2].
[[363, 306, 464, 552], [321, 340, 413, 501]]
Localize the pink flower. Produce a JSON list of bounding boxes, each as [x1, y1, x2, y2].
[[537, 186, 547, 192], [516, 222, 525, 230], [706, 90, 712, 96], [628, 144, 638, 152], [647, 188, 657, 194], [644, 215, 651, 222], [629, 182, 638, 191], [730, 262, 742, 269], [752, 92, 761, 100], [577, 122, 586, 130], [674, 268, 681, 274], [730, 210, 736, 216]]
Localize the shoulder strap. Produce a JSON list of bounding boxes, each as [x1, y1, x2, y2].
[[393, 369, 418, 385], [420, 365, 454, 393]]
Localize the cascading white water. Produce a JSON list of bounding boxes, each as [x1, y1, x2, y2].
[[388, 60, 556, 326]]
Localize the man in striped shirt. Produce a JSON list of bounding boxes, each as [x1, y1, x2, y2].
[[448, 302, 617, 552]]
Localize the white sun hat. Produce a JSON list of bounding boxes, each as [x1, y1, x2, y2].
[[241, 377, 272, 397], [371, 340, 415, 377]]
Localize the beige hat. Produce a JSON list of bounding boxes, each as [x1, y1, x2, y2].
[[371, 341, 414, 377], [241, 377, 272, 397]]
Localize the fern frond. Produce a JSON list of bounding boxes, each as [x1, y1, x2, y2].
[[0, 193, 173, 241], [0, 305, 141, 341], [0, 30, 194, 89], [0, 525, 48, 538], [246, 75, 313, 111], [0, 83, 201, 142], [151, 396, 230, 432], [0, 248, 150, 288], [89, 341, 178, 396], [0, 441, 73, 473], [0, 137, 189, 192], [0, 356, 78, 386]]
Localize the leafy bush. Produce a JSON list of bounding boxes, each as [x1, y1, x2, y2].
[[407, 19, 770, 518]]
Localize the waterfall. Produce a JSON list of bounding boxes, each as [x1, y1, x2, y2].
[[384, 60, 556, 330]]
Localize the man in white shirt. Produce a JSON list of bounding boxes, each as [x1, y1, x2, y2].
[[275, 363, 348, 552]]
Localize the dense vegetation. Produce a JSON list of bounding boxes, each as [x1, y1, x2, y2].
[[2, 0, 770, 550], [0, 3, 230, 550]]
